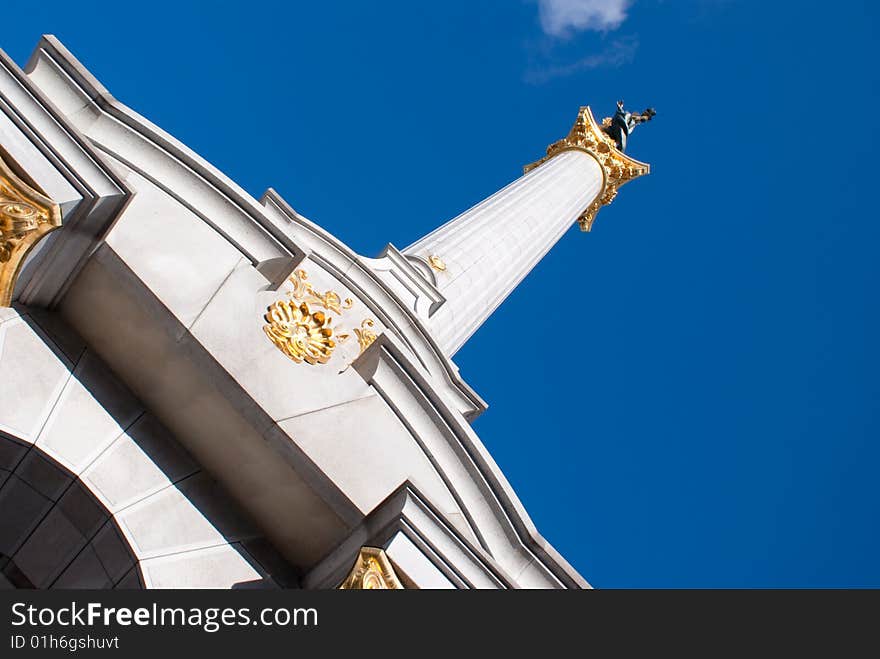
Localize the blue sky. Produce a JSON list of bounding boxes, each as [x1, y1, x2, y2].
[[4, 1, 878, 587]]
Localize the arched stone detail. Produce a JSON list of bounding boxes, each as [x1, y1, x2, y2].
[[0, 432, 141, 589], [0, 308, 296, 588]]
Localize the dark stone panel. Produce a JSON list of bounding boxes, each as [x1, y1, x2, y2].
[[0, 432, 28, 470], [0, 474, 52, 555], [58, 481, 107, 538], [16, 450, 72, 501], [91, 522, 135, 584], [114, 566, 144, 589], [52, 545, 112, 589], [13, 506, 87, 588]]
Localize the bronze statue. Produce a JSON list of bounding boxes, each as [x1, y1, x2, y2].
[[602, 101, 655, 152]]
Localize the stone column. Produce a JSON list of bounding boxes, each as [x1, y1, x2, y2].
[[403, 107, 649, 356]]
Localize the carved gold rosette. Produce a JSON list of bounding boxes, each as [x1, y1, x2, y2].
[[263, 300, 336, 365], [0, 152, 62, 307], [263, 268, 378, 366], [524, 106, 649, 232], [339, 547, 404, 590]]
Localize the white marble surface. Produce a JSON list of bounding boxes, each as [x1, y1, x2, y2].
[[385, 532, 456, 589], [0, 317, 71, 443], [405, 150, 603, 355], [0, 307, 292, 589], [278, 394, 467, 522], [139, 544, 272, 589], [35, 349, 142, 473], [105, 169, 246, 333]]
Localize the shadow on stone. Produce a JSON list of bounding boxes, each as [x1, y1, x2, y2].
[[2, 309, 299, 589]]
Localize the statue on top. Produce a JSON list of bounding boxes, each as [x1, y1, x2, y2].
[[602, 101, 655, 153]]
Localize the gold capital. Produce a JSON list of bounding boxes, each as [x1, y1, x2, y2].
[[338, 547, 405, 589], [0, 151, 62, 306], [524, 106, 649, 231]]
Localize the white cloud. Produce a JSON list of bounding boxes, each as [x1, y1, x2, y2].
[[538, 0, 633, 37]]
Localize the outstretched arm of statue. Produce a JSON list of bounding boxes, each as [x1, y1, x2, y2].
[[633, 107, 656, 124]]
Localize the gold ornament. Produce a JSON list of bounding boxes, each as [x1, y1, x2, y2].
[[263, 268, 382, 366], [339, 547, 404, 590], [427, 254, 447, 272], [287, 269, 353, 314], [524, 106, 649, 232], [0, 152, 62, 306], [353, 318, 377, 354], [263, 300, 335, 365]]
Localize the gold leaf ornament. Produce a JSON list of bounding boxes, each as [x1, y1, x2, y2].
[[523, 106, 649, 232], [288, 269, 353, 314], [0, 152, 62, 306], [263, 300, 335, 365], [263, 268, 380, 366], [427, 254, 447, 272], [353, 318, 377, 353], [0, 205, 40, 265], [339, 548, 404, 590]]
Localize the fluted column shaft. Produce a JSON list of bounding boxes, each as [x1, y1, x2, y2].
[[404, 150, 603, 355]]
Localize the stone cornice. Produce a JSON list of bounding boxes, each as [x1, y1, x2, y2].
[[0, 44, 132, 308], [351, 333, 590, 589]]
